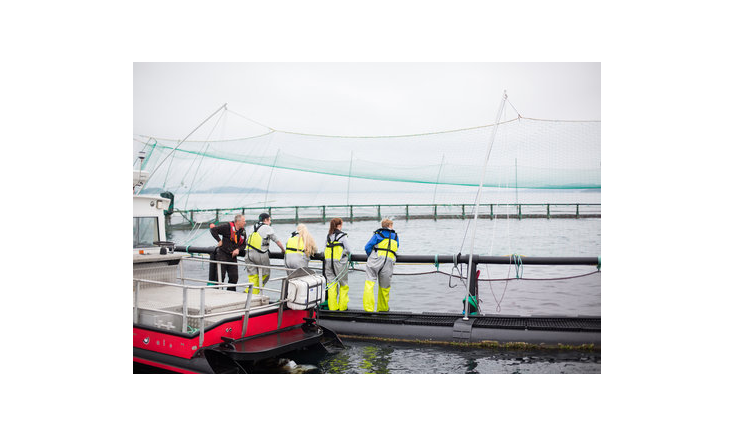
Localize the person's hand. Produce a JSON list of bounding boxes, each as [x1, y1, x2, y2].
[[217, 240, 223, 247], [209, 223, 215, 229], [232, 249, 239, 256]]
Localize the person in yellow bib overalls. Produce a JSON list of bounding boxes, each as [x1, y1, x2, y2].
[[363, 218, 399, 312], [245, 213, 285, 293], [323, 218, 351, 311], [284, 223, 317, 271]]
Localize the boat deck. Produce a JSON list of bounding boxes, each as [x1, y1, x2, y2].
[[135, 286, 270, 329]]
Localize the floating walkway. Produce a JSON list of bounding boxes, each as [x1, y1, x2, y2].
[[317, 310, 600, 347], [169, 202, 601, 229]]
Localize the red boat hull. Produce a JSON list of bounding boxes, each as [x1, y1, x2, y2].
[[133, 308, 311, 373]]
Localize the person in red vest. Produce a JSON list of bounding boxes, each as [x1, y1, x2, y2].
[[208, 214, 247, 291]]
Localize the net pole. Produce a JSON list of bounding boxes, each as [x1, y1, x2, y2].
[[346, 151, 354, 206], [431, 154, 445, 204], [464, 91, 507, 320], [264, 149, 280, 208]]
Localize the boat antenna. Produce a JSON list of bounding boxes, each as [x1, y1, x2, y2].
[[463, 90, 508, 320], [138, 103, 228, 193]]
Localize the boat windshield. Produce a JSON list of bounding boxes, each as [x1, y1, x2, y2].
[[134, 217, 159, 248]]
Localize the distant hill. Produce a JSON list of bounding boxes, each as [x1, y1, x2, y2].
[[139, 186, 268, 194]]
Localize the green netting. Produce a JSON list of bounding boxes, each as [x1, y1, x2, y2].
[[135, 116, 600, 209]]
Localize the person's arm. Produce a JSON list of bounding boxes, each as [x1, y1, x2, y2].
[[364, 234, 378, 256], [210, 223, 224, 247], [269, 228, 286, 252], [234, 230, 247, 255], [342, 235, 352, 254]]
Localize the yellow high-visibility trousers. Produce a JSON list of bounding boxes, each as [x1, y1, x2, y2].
[[377, 287, 390, 312], [364, 252, 395, 312], [339, 285, 350, 311], [327, 282, 339, 311], [247, 274, 268, 294], [363, 280, 376, 311]]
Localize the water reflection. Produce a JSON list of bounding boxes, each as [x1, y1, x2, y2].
[[316, 340, 601, 374], [322, 348, 350, 374], [359, 345, 393, 374]]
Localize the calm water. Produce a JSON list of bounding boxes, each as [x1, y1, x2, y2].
[[319, 339, 600, 374]]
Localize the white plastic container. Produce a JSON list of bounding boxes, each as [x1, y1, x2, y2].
[[286, 273, 325, 310]]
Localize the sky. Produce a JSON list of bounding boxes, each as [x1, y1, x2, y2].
[[133, 62, 600, 142]]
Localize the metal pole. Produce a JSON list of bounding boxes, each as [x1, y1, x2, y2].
[[431, 154, 445, 204], [134, 280, 140, 324], [464, 91, 507, 320], [182, 286, 188, 334], [242, 283, 253, 337], [199, 288, 205, 347], [174, 246, 599, 265], [264, 149, 280, 208], [346, 151, 354, 205]]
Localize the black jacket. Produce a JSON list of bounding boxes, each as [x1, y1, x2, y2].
[[210, 222, 247, 257]]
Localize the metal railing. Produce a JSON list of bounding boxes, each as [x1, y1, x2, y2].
[[176, 245, 601, 316], [133, 255, 303, 347], [168, 202, 601, 227]]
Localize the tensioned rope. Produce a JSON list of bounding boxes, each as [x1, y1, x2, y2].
[[134, 110, 600, 143]]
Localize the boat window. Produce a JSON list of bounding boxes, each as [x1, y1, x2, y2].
[[134, 217, 159, 248]]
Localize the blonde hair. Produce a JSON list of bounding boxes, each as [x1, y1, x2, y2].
[[296, 223, 318, 257], [381, 218, 393, 229]]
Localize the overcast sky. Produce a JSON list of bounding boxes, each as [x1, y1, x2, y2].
[[133, 62, 600, 142]]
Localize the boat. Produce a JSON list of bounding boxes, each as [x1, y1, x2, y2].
[[133, 171, 343, 374]]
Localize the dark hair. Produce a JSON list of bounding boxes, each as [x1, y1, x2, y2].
[[258, 213, 270, 222], [328, 217, 343, 235]]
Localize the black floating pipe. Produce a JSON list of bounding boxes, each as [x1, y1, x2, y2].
[[174, 246, 599, 266]]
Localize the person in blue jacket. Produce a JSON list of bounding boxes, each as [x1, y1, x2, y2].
[[363, 218, 399, 312]]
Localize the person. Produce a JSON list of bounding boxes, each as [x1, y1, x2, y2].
[[208, 214, 247, 291], [323, 218, 351, 311], [284, 223, 317, 270], [363, 218, 399, 312], [245, 212, 285, 293]]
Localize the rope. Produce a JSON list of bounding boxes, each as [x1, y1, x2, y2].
[[448, 253, 463, 289], [325, 253, 351, 289], [136, 115, 599, 143], [513, 254, 524, 279]]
